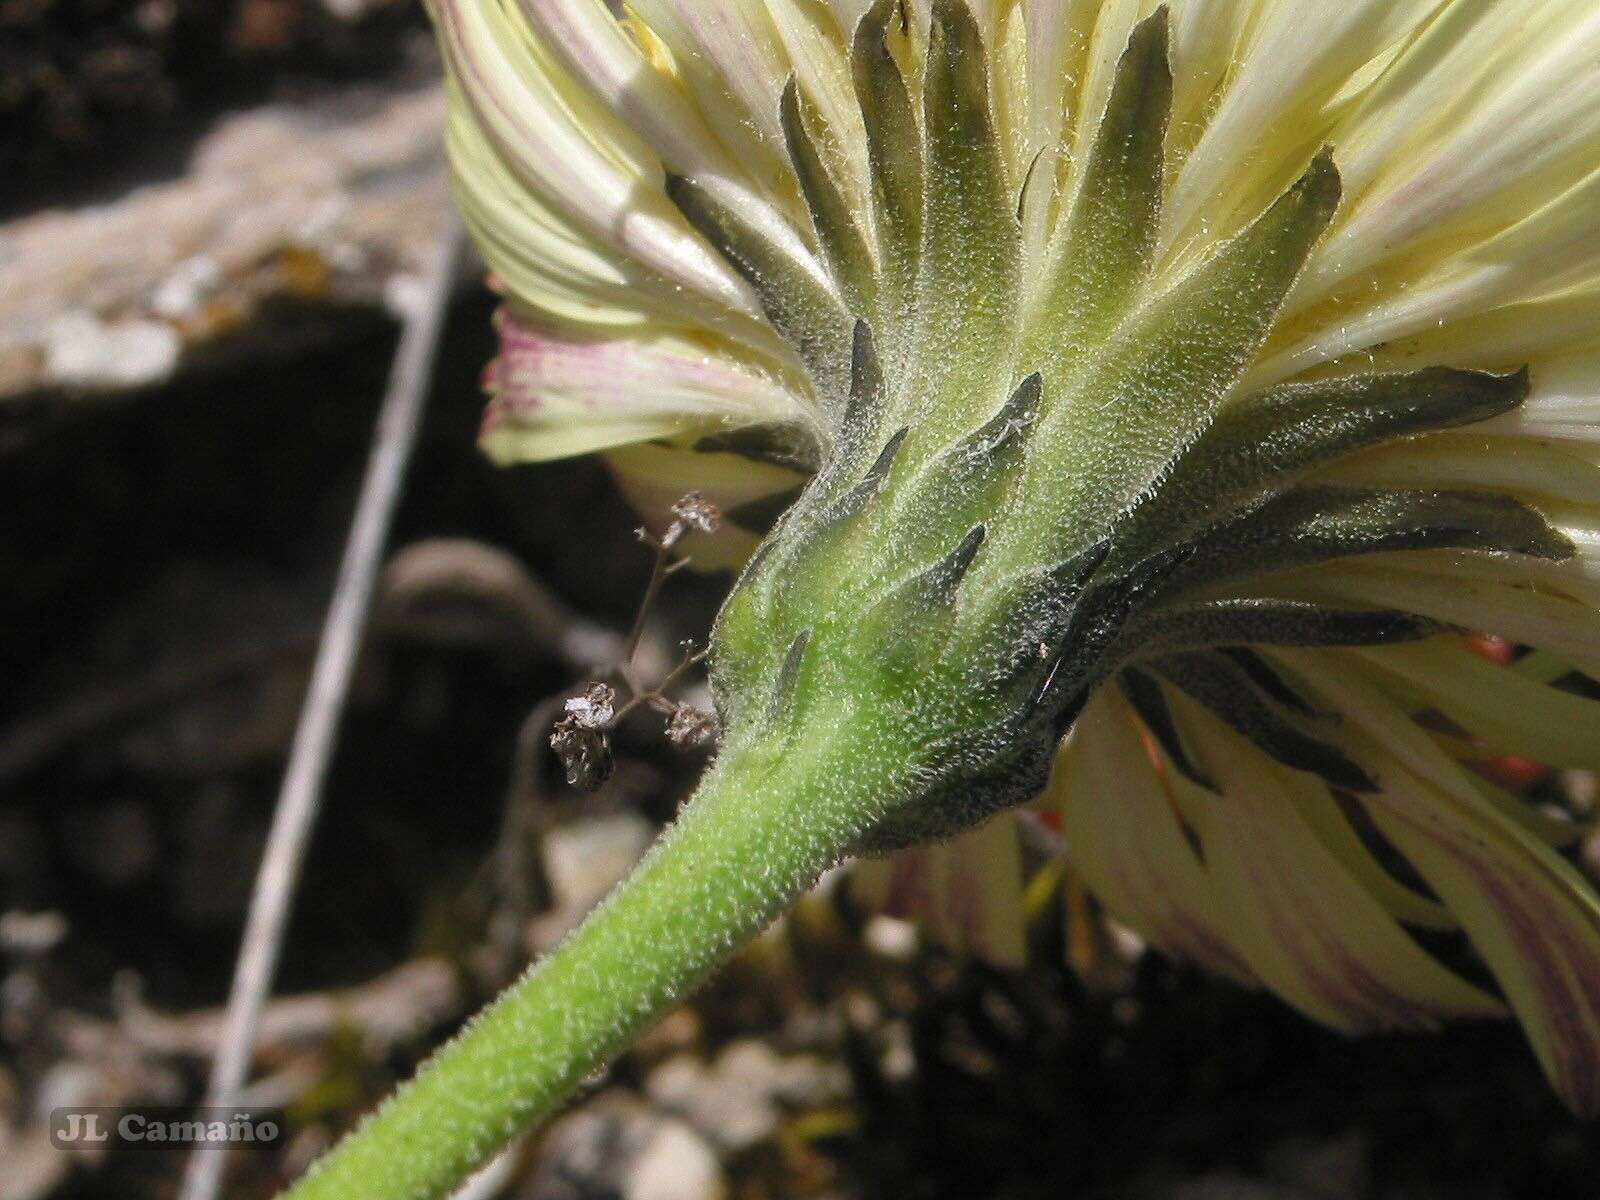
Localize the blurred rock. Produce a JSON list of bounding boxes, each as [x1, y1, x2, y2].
[[863, 914, 920, 962], [624, 1119, 724, 1200], [0, 79, 453, 404], [0, 912, 67, 958], [526, 1092, 724, 1200], [647, 1055, 775, 1154], [1562, 769, 1597, 818], [42, 312, 180, 390], [532, 814, 656, 948], [1, 0, 431, 211], [629, 1007, 703, 1067], [646, 1039, 850, 1155]]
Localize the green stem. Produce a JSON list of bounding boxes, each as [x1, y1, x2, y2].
[[279, 735, 868, 1200]]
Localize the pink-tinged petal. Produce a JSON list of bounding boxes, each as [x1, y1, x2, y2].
[[1021, 0, 1086, 153], [1159, 0, 1442, 258], [1016, 0, 1094, 279], [1325, 433, 1600, 508], [1054, 690, 1256, 986], [1272, 646, 1583, 854], [1252, 562, 1600, 683], [446, 94, 664, 327], [1485, 351, 1600, 446], [1165, 0, 1256, 141], [1170, 695, 1504, 1035], [1251, 291, 1600, 396], [1259, 166, 1600, 384], [1274, 761, 1456, 933], [480, 311, 817, 464], [939, 815, 1029, 968], [766, 0, 875, 211], [1057, 0, 1148, 190], [1369, 766, 1600, 1117], [1266, 647, 1523, 815], [516, 0, 736, 182], [824, 0, 873, 33]]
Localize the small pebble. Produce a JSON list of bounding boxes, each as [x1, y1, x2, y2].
[[542, 814, 654, 917], [623, 1118, 723, 1200], [0, 911, 68, 957], [45, 312, 179, 390], [151, 256, 221, 319], [863, 915, 919, 961], [532, 1094, 725, 1200]]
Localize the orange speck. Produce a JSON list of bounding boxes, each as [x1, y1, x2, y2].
[[1464, 632, 1516, 666], [1469, 756, 1551, 791]]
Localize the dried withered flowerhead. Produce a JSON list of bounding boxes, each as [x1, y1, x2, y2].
[[284, 3, 1600, 1197], [549, 714, 614, 792], [664, 703, 718, 751], [551, 682, 619, 790], [563, 681, 616, 729], [669, 491, 721, 537]]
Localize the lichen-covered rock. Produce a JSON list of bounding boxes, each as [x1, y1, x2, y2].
[[0, 81, 451, 403]]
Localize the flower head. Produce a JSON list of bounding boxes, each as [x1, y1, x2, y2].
[[437, 0, 1600, 1112]]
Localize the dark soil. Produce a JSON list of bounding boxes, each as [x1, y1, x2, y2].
[[0, 0, 434, 216]]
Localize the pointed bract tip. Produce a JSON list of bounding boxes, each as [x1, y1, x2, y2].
[[1012, 372, 1044, 414], [871, 426, 911, 480], [1505, 363, 1534, 404], [1306, 145, 1344, 207], [928, 0, 987, 60], [770, 629, 812, 719], [1127, 4, 1172, 57], [855, 0, 902, 42], [850, 319, 881, 398], [1535, 527, 1579, 562], [947, 523, 987, 576]]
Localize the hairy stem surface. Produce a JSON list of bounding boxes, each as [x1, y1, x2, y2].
[[281, 735, 872, 1200]]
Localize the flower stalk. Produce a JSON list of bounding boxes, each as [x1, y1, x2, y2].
[[283, 732, 891, 1200]]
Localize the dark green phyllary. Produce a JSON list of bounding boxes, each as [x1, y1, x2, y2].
[[699, 6, 1552, 852]]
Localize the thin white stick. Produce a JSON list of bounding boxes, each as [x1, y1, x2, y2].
[[178, 214, 467, 1200]]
